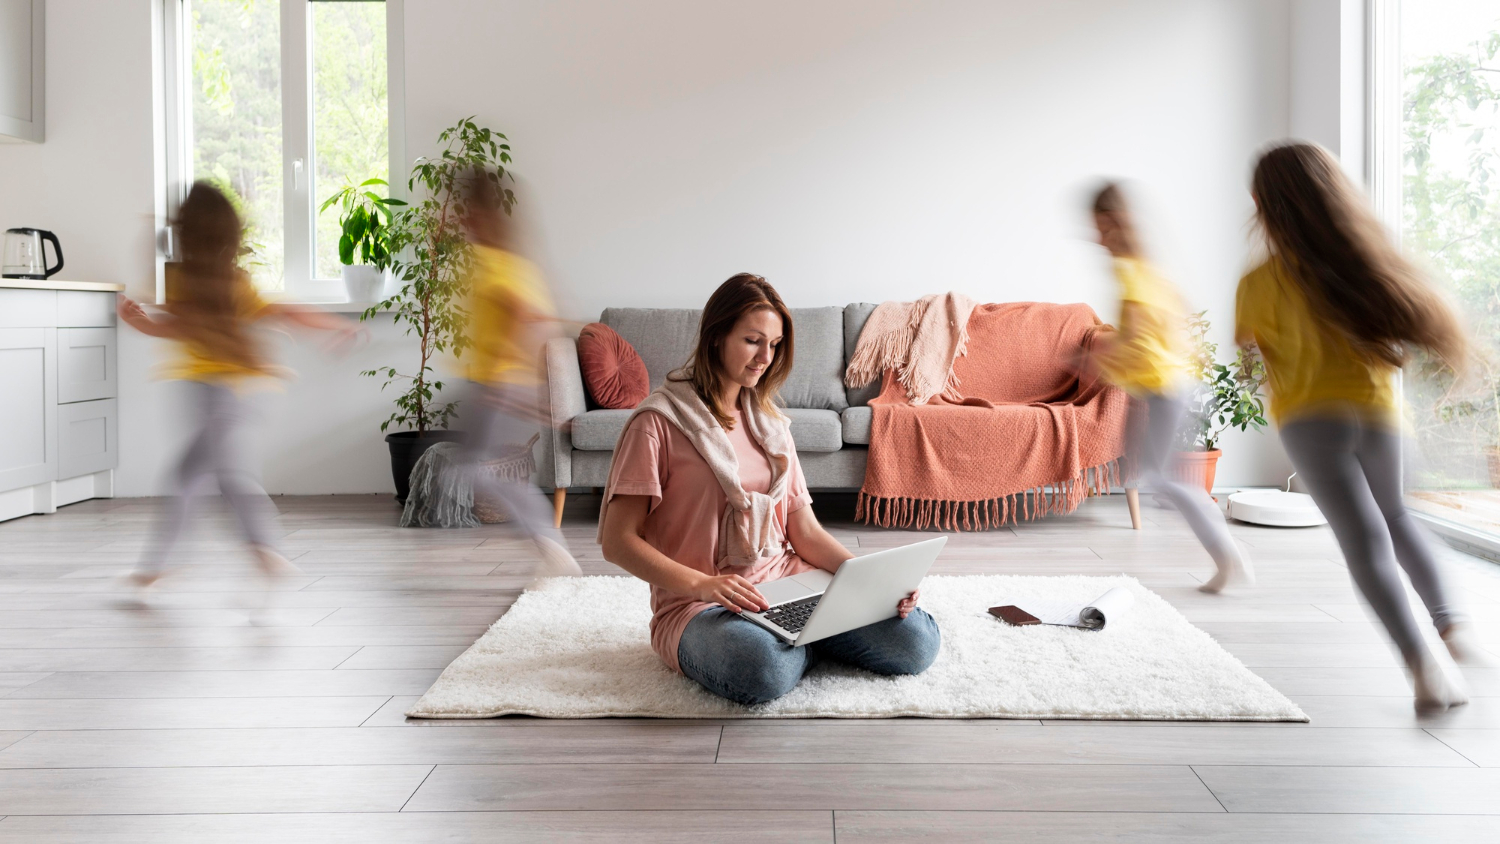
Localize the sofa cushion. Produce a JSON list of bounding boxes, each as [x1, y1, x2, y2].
[[577, 323, 649, 409], [844, 302, 880, 407], [778, 306, 848, 412], [601, 306, 849, 411], [783, 408, 843, 452], [571, 409, 636, 451], [841, 405, 871, 445], [601, 308, 702, 389], [570, 407, 843, 453]]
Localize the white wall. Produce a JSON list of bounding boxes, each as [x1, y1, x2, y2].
[[0, 0, 1316, 494], [404, 0, 1296, 486]]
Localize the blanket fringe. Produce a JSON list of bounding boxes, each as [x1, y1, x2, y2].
[[856, 458, 1123, 531]]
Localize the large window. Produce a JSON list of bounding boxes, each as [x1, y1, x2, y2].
[[1397, 1, 1500, 538], [164, 0, 399, 298]]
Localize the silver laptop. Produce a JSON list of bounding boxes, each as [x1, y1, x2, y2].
[[742, 537, 946, 646]]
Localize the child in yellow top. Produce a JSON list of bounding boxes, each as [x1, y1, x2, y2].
[[1089, 182, 1251, 593], [1234, 256, 1396, 426], [1093, 255, 1192, 396], [457, 170, 580, 580], [1237, 142, 1482, 712], [464, 242, 555, 387], [117, 181, 360, 591]]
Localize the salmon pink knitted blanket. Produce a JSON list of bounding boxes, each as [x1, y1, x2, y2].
[[855, 301, 1130, 531]]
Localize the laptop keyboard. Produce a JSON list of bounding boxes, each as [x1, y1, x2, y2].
[[760, 594, 822, 634]]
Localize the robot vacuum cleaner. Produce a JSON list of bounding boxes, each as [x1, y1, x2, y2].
[[1226, 488, 1327, 527]]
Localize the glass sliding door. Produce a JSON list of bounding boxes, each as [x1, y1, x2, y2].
[[1400, 1, 1500, 538]]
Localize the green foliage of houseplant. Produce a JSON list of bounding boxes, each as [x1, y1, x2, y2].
[[319, 178, 406, 269], [1178, 311, 1269, 452], [361, 117, 514, 434], [1401, 28, 1500, 487]]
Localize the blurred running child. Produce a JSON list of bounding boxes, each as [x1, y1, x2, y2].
[[118, 181, 361, 589], [458, 170, 582, 579], [1237, 142, 1488, 711], [1089, 182, 1253, 593]]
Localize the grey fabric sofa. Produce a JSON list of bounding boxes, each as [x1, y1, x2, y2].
[[540, 304, 880, 519]]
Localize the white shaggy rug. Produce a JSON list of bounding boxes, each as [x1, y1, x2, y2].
[[407, 575, 1307, 721]]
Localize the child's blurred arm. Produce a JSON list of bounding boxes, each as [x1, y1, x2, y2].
[[263, 304, 367, 352], [116, 296, 180, 339]]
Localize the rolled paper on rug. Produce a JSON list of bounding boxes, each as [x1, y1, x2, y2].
[[1013, 585, 1135, 629], [1078, 585, 1135, 628]]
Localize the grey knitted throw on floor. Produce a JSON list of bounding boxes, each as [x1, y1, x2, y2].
[[400, 442, 480, 528]]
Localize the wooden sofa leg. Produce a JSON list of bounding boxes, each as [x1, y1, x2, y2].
[[552, 489, 566, 529], [1125, 488, 1142, 530]]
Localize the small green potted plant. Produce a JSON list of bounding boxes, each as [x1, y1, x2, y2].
[[320, 177, 406, 303], [1175, 311, 1270, 493]]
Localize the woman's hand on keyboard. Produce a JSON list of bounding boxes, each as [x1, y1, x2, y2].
[[896, 589, 920, 620], [692, 574, 769, 613]]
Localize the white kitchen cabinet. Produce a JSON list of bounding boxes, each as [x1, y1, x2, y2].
[[0, 283, 122, 521], [0, 0, 44, 143], [0, 326, 56, 491], [57, 327, 117, 404], [58, 398, 117, 479]]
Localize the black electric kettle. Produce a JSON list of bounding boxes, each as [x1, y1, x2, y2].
[[2, 228, 65, 279]]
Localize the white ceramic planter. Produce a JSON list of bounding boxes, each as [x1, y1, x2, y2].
[[341, 265, 387, 303]]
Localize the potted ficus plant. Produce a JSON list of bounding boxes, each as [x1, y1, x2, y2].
[[321, 177, 406, 303], [362, 117, 514, 501], [1175, 311, 1270, 493]]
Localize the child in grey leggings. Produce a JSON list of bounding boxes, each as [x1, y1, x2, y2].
[[464, 382, 581, 580], [1280, 412, 1473, 662], [1134, 394, 1252, 592], [134, 381, 291, 581]]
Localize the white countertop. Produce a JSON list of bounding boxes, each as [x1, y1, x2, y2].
[[0, 278, 125, 292]]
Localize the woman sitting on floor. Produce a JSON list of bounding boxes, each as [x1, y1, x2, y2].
[[599, 274, 941, 705]]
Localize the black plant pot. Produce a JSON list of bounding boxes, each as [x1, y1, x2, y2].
[[385, 430, 466, 503]]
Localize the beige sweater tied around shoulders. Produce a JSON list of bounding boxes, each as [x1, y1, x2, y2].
[[596, 373, 795, 570]]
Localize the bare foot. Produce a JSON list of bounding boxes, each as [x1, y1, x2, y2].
[[1409, 653, 1469, 714], [251, 546, 303, 579], [1441, 623, 1497, 667], [1198, 545, 1255, 594], [125, 570, 163, 589], [530, 536, 583, 586]]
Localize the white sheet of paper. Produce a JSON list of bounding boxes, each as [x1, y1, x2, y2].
[[1018, 586, 1135, 630]]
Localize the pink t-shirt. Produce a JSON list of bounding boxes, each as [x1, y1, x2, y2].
[[604, 405, 816, 673]]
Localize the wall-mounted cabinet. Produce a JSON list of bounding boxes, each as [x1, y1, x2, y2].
[[0, 0, 44, 143], [0, 283, 121, 521]]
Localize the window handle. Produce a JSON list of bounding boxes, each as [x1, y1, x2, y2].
[[293, 158, 305, 192]]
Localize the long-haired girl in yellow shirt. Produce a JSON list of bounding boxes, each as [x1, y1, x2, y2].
[[1236, 142, 1484, 712], [117, 181, 359, 593]]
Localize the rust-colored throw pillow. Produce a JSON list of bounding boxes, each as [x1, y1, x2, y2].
[[577, 322, 650, 409]]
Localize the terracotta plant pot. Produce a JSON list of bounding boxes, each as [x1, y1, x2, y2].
[[1171, 449, 1222, 495]]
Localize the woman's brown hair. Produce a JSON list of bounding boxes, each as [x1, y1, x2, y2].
[[677, 273, 795, 429], [166, 181, 266, 372], [1091, 181, 1143, 257], [1251, 142, 1467, 368]]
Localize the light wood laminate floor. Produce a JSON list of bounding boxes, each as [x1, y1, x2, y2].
[[0, 492, 1496, 843]]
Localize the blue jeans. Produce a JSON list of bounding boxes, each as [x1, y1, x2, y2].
[[677, 606, 941, 705]]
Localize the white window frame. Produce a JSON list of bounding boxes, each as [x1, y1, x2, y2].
[[155, 0, 406, 303], [1365, 0, 1402, 234]]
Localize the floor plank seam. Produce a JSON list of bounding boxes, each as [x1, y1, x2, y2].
[[1188, 765, 1229, 813], [1420, 728, 1484, 768], [396, 764, 437, 813]]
